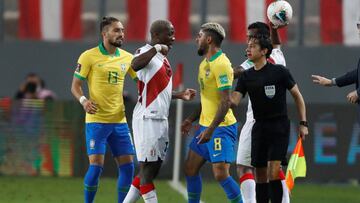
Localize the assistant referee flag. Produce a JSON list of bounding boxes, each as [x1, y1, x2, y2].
[[285, 137, 306, 191]]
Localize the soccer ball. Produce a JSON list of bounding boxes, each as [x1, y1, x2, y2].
[[267, 0, 293, 28]]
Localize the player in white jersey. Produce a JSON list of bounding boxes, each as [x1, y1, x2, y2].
[[233, 22, 290, 203], [123, 20, 196, 203]]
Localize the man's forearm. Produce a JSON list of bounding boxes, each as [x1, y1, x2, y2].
[[335, 69, 357, 87], [271, 27, 281, 48], [294, 93, 307, 122], [131, 48, 157, 71], [233, 65, 245, 79], [208, 98, 231, 130]]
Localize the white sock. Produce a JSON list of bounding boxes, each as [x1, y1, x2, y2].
[[123, 185, 141, 203], [240, 174, 256, 203], [142, 190, 158, 203], [281, 179, 290, 203]]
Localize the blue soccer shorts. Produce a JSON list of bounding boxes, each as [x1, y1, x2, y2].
[[189, 123, 238, 163], [85, 123, 135, 157]]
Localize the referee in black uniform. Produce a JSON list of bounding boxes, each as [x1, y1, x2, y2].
[[231, 35, 308, 203]]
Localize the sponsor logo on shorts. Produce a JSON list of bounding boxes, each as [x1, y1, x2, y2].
[[90, 139, 95, 150], [264, 85, 276, 98]]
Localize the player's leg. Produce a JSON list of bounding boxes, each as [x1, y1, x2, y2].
[[123, 174, 141, 203], [132, 118, 169, 203], [212, 162, 242, 203], [184, 149, 206, 203], [268, 161, 282, 203], [251, 121, 270, 203], [209, 124, 242, 203], [279, 165, 290, 203], [124, 118, 143, 203], [109, 123, 136, 203], [254, 167, 268, 203], [139, 160, 163, 203], [84, 123, 111, 203], [236, 119, 256, 203], [267, 117, 290, 203], [185, 125, 208, 203]]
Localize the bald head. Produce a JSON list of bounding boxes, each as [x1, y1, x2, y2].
[[150, 20, 172, 36]]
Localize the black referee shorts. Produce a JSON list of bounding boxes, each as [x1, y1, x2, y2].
[[251, 117, 290, 168]]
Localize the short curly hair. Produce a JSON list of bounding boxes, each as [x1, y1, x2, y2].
[[200, 22, 226, 47]]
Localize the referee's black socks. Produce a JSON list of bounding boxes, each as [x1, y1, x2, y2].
[[269, 179, 283, 203], [255, 182, 269, 203]]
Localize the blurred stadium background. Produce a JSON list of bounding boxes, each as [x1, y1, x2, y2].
[[0, 0, 360, 202]]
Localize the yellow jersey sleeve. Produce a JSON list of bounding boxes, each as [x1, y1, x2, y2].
[[74, 51, 92, 80], [127, 67, 138, 81], [212, 61, 233, 91]]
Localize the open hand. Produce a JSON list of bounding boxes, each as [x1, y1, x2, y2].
[[196, 128, 213, 144], [180, 89, 196, 101], [347, 90, 359, 104], [181, 119, 193, 136], [311, 75, 332, 86], [82, 100, 97, 114]]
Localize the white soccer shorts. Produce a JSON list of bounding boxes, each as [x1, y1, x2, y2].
[[132, 117, 169, 162], [236, 119, 255, 166]]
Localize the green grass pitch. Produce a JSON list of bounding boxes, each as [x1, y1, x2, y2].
[[0, 176, 359, 203]]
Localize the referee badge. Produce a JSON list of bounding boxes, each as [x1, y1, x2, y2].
[[264, 85, 276, 98]]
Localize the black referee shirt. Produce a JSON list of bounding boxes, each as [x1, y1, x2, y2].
[[235, 62, 296, 120]]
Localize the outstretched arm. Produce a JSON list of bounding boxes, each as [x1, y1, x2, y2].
[[172, 88, 196, 100]]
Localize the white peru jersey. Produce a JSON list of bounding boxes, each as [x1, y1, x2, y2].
[[133, 44, 173, 120]]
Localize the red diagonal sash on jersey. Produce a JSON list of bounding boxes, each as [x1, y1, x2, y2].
[[146, 59, 172, 107]]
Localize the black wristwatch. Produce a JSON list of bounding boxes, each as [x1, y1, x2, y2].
[[299, 121, 308, 127]]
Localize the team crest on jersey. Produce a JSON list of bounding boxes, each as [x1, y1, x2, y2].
[[219, 74, 229, 85], [120, 64, 126, 72], [75, 63, 81, 73], [205, 69, 210, 78], [90, 139, 95, 150], [264, 85, 276, 98]]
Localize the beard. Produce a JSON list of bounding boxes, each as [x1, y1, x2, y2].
[[197, 44, 208, 56], [197, 48, 205, 56], [110, 39, 122, 47]]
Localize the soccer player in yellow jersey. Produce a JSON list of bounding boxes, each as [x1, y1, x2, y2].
[[181, 23, 242, 203], [71, 17, 137, 203]]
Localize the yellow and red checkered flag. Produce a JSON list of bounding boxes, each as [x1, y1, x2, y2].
[[285, 137, 306, 191]]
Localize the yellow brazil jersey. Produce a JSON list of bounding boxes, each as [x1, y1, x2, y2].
[[198, 50, 237, 127], [74, 43, 137, 123]]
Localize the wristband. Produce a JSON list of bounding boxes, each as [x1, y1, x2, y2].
[[154, 44, 162, 52], [331, 78, 337, 86], [79, 96, 87, 105], [299, 121, 308, 127]]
